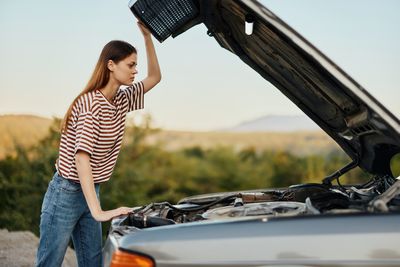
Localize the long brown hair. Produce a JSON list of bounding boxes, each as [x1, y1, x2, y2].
[[61, 40, 137, 132]]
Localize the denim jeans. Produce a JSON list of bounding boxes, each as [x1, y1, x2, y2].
[[35, 172, 102, 267]]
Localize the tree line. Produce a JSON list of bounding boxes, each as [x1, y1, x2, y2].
[[1, 117, 396, 238]]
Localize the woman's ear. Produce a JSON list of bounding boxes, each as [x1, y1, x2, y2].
[[107, 60, 115, 72]]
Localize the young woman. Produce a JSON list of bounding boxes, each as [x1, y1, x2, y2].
[[35, 21, 161, 266]]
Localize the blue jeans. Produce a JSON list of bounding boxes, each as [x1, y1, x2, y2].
[[36, 172, 102, 267]]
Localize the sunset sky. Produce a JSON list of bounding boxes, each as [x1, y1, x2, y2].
[[1, 0, 399, 131]]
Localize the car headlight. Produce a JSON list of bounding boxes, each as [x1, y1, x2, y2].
[[110, 249, 155, 267]]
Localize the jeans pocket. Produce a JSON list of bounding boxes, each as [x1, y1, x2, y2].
[[60, 178, 82, 193], [41, 183, 55, 213]]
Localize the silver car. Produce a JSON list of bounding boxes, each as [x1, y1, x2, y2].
[[103, 0, 400, 266]]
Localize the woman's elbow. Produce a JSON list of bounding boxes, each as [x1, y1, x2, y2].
[[155, 73, 162, 84]]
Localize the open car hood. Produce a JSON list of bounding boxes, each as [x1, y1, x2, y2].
[[130, 0, 400, 176]]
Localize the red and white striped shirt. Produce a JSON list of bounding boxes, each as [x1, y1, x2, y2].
[[56, 82, 144, 183]]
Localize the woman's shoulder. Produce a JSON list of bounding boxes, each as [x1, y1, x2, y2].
[[73, 91, 100, 115], [119, 82, 143, 95]]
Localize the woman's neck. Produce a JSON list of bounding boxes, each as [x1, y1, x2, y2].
[[99, 79, 120, 102]]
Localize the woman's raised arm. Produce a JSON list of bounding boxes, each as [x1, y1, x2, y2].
[[137, 21, 161, 93]]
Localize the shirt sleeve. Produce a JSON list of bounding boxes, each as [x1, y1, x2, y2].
[[124, 81, 145, 112], [74, 111, 98, 156]]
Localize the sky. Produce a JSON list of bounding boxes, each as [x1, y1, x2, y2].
[[0, 0, 399, 131]]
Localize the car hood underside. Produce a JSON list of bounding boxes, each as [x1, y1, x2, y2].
[[132, 0, 400, 176]]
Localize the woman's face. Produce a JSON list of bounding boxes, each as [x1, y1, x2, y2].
[[109, 53, 138, 86]]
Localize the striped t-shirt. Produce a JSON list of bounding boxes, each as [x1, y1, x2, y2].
[[56, 82, 144, 183]]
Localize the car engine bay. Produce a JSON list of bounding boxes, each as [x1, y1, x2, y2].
[[112, 175, 400, 232]]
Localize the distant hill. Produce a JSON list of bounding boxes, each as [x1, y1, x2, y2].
[[0, 115, 53, 158], [222, 115, 320, 132], [147, 130, 340, 156], [0, 114, 341, 158]]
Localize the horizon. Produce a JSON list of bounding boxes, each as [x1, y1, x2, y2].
[[0, 113, 321, 133], [1, 0, 399, 131]]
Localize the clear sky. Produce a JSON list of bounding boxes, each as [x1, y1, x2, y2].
[[0, 0, 399, 131]]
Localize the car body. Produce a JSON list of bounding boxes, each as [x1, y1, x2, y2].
[[103, 0, 400, 266]]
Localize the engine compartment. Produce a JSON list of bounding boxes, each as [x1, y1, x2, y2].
[[114, 175, 400, 231]]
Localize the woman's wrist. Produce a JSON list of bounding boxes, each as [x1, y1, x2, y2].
[[143, 34, 152, 42], [90, 206, 103, 218]]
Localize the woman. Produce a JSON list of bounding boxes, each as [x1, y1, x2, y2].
[[35, 21, 161, 266]]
